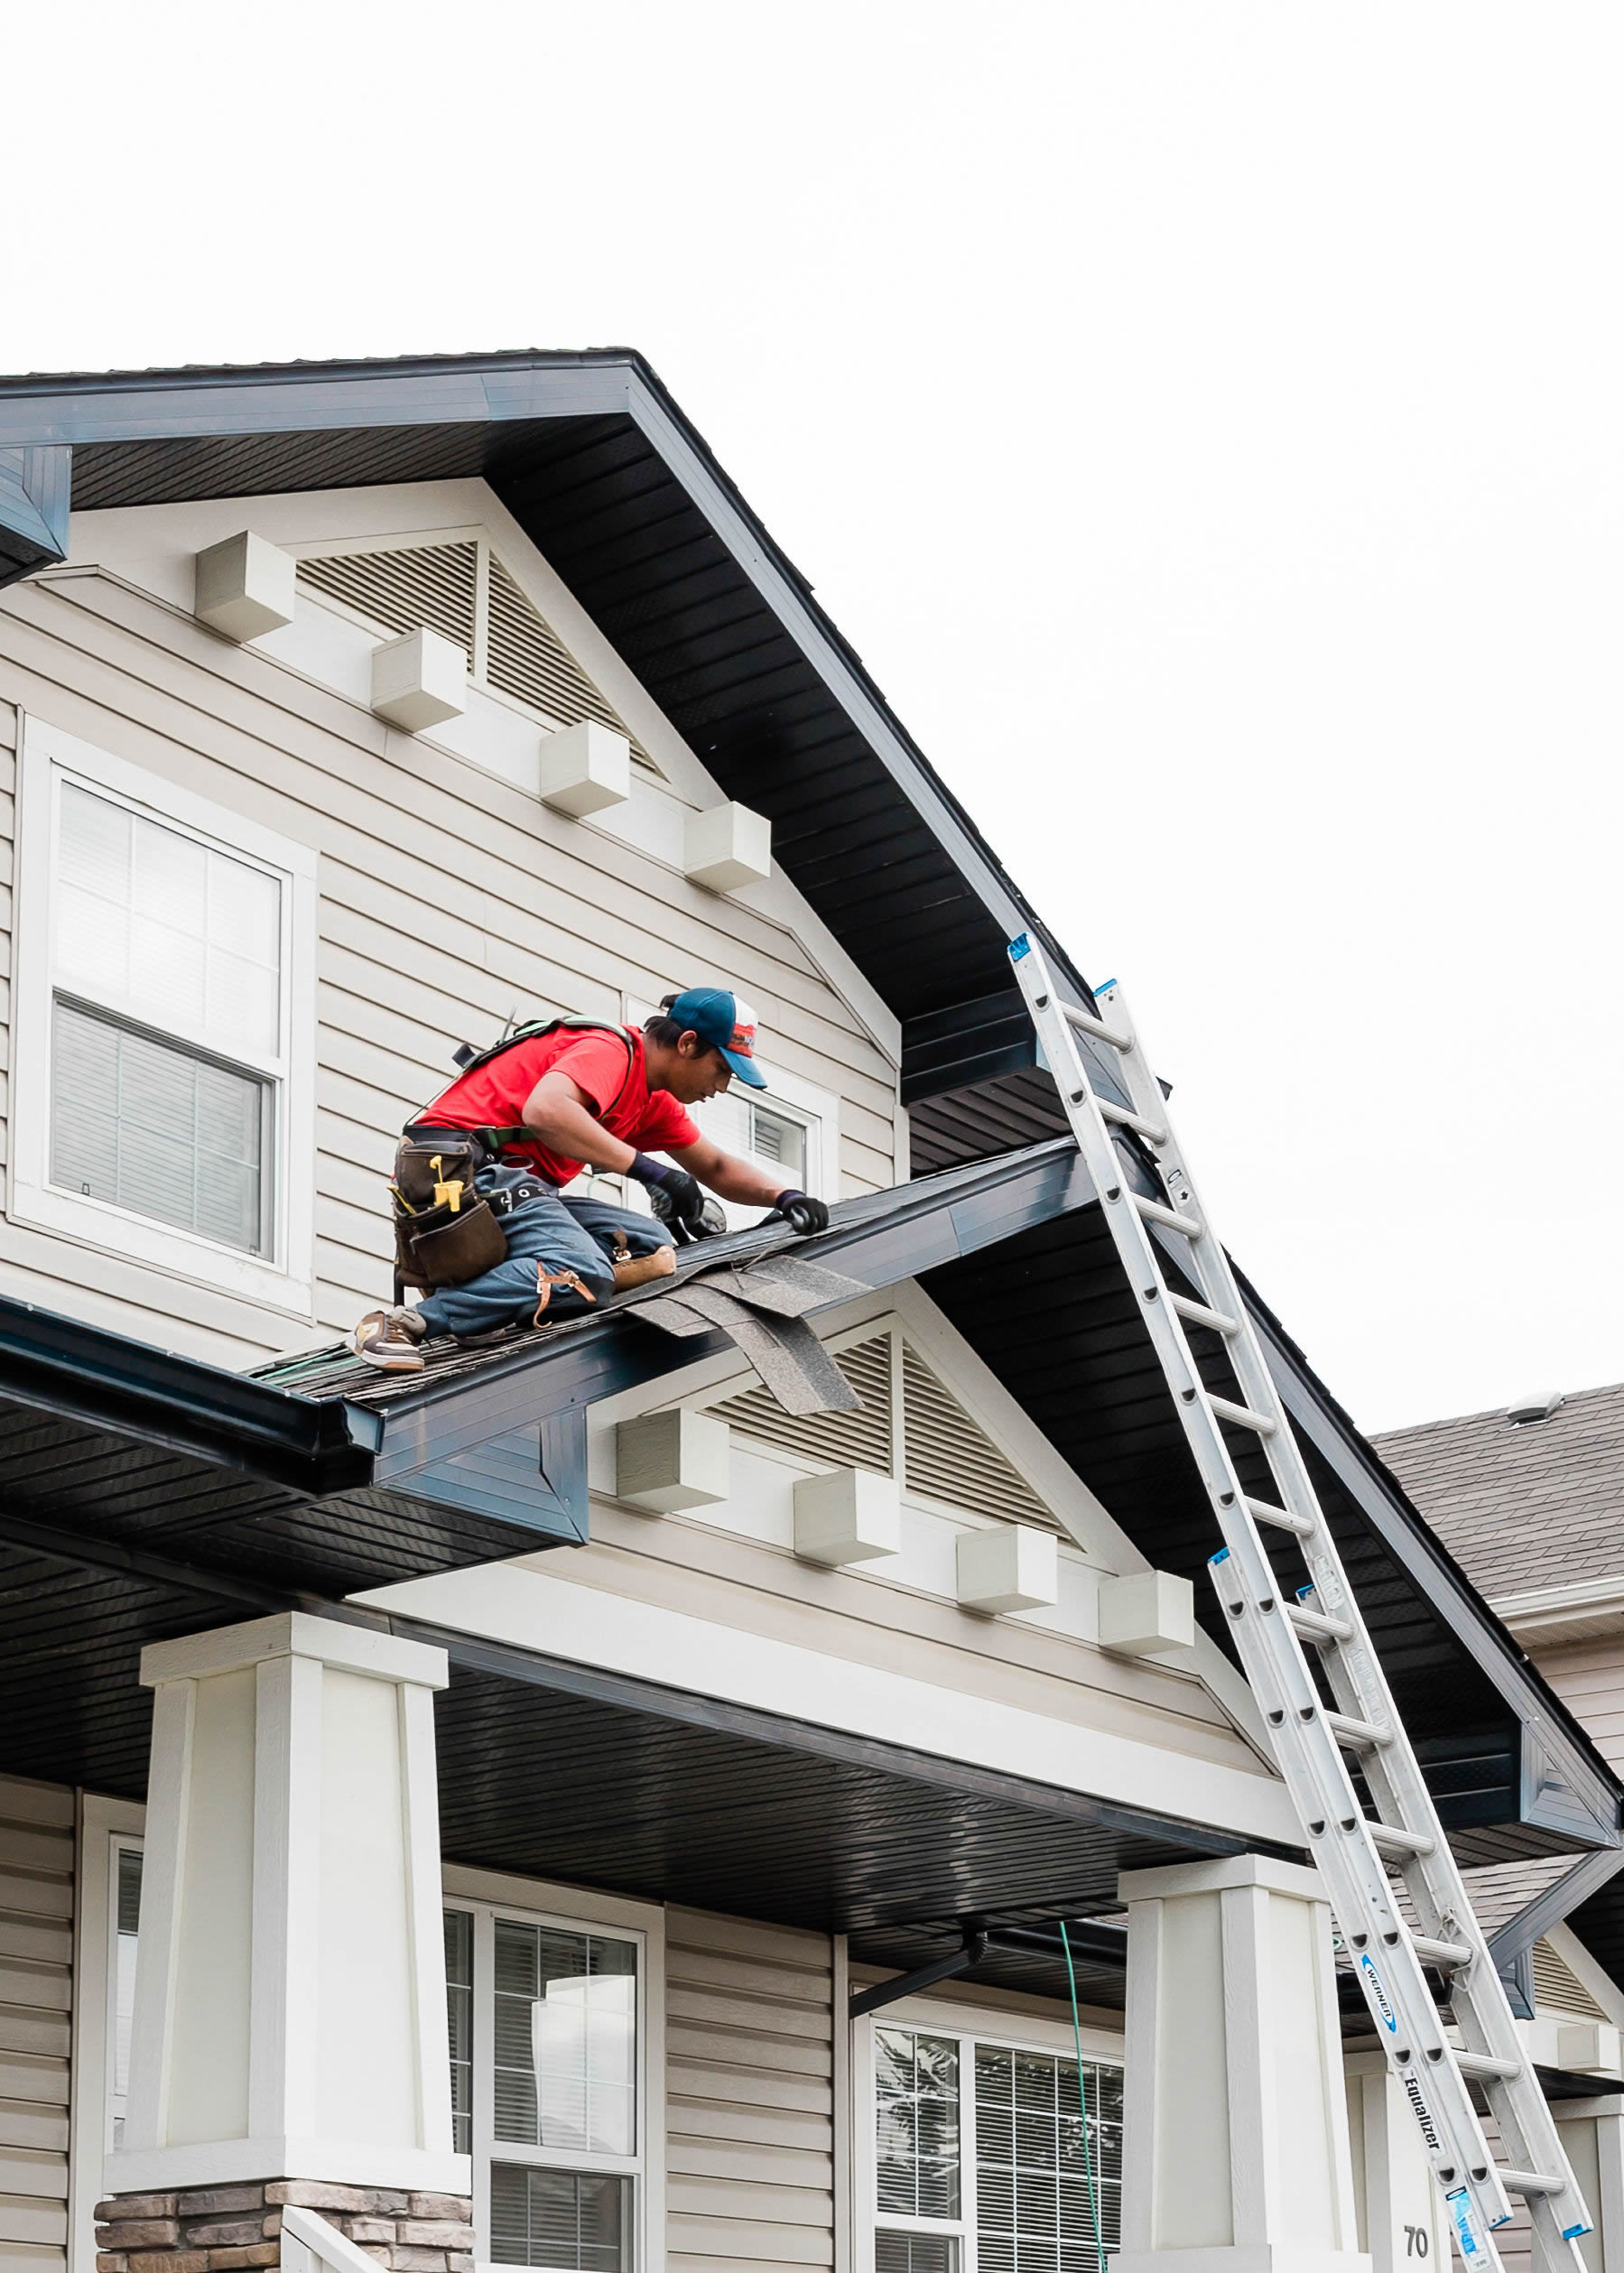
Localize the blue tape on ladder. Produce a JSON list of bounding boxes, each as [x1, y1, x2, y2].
[[1210, 1547, 1230, 1564], [1564, 2226, 1592, 2241], [1009, 934, 1031, 960]]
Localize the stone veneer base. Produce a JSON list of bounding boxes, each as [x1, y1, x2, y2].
[[96, 2181, 476, 2273]]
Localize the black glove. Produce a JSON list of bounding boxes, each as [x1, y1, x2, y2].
[[629, 1153, 710, 1242], [771, 1188, 830, 1237]]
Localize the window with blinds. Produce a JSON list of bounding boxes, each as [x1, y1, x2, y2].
[[44, 776, 288, 1259], [110, 1843, 144, 2149], [972, 2045, 1121, 2273], [445, 1901, 646, 2273], [872, 2027, 1121, 2273]]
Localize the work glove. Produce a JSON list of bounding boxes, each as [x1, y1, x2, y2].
[[630, 1153, 713, 1242], [770, 1188, 830, 1237]]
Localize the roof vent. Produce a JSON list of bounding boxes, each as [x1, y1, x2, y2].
[[1506, 1390, 1564, 1426]]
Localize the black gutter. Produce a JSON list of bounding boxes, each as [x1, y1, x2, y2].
[[850, 1929, 990, 2018], [0, 1294, 380, 1494], [988, 1921, 1129, 1969]]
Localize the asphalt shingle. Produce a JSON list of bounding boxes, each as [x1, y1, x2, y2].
[[1374, 1383, 1624, 1600]]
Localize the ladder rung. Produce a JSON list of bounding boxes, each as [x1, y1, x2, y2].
[[1134, 1194, 1204, 1239], [1287, 1601, 1351, 1643], [1456, 2049, 1524, 2081], [1098, 1097, 1169, 1145], [1369, 1822, 1437, 1860], [1246, 1494, 1313, 1536], [1061, 1001, 1132, 1050], [1498, 2167, 1566, 2197], [1324, 1710, 1391, 1752], [1170, 1292, 1239, 1336], [1410, 1934, 1472, 1969], [1211, 1395, 1276, 1436]]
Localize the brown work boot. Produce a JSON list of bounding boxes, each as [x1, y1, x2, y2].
[[353, 1305, 430, 1372], [612, 1245, 677, 1293], [533, 1264, 598, 1326]]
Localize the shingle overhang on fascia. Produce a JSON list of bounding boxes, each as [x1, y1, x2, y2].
[[341, 1136, 1100, 1487], [0, 350, 1090, 1039]]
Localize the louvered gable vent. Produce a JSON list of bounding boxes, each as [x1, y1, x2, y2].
[[300, 540, 477, 660], [297, 539, 654, 766], [710, 1329, 1061, 1533], [486, 558, 640, 749], [902, 1346, 1053, 1528], [713, 1333, 893, 1472], [1531, 1939, 1607, 2020]]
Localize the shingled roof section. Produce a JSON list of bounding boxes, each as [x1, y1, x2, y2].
[[1374, 1382, 1624, 1601]]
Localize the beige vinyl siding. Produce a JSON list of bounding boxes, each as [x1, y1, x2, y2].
[[569, 1502, 1266, 1775], [0, 569, 900, 1361], [665, 1909, 833, 2273], [1533, 1639, 1624, 1774], [0, 1777, 72, 2273]]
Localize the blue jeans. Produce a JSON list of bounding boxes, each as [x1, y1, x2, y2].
[[415, 1166, 675, 1339]]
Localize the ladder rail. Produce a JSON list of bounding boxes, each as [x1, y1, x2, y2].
[[1101, 1011, 1585, 2259], [1009, 933, 1592, 2267]]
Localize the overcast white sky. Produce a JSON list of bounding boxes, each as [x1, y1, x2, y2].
[[5, 5, 1619, 1429]]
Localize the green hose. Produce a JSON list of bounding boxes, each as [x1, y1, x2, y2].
[[1058, 1922, 1106, 2268]]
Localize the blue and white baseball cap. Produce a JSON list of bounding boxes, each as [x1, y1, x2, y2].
[[667, 988, 768, 1089]]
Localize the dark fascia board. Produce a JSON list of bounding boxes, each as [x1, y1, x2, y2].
[[372, 1137, 1097, 1484], [0, 351, 1095, 1021], [0, 1294, 380, 1493], [1227, 1256, 1624, 1850], [0, 445, 70, 587]]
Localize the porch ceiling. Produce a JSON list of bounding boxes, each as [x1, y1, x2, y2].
[[412, 1624, 1270, 2011]]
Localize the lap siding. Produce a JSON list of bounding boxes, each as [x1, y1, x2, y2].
[[0, 576, 900, 1364], [0, 1776, 73, 2273], [666, 1909, 834, 2273]]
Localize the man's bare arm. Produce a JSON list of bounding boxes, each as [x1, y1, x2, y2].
[[520, 1071, 639, 1174]]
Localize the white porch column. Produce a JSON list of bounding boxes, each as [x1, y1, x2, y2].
[[1342, 2052, 1445, 2273], [1549, 2101, 1624, 2273], [1115, 1854, 1368, 2273], [112, 1611, 467, 2198]]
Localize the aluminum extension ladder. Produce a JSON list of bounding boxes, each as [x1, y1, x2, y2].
[[1007, 929, 1592, 2268]]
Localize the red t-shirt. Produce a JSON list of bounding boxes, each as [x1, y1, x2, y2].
[[416, 1025, 699, 1187]]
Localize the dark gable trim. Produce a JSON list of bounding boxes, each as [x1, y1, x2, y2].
[[0, 445, 70, 586]]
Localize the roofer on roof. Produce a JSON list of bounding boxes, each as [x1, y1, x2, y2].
[[353, 988, 831, 1372]]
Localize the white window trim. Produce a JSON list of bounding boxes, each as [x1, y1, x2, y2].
[[442, 1866, 666, 2273], [69, 1796, 146, 2273], [852, 1997, 1125, 2273], [12, 715, 320, 1314]]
